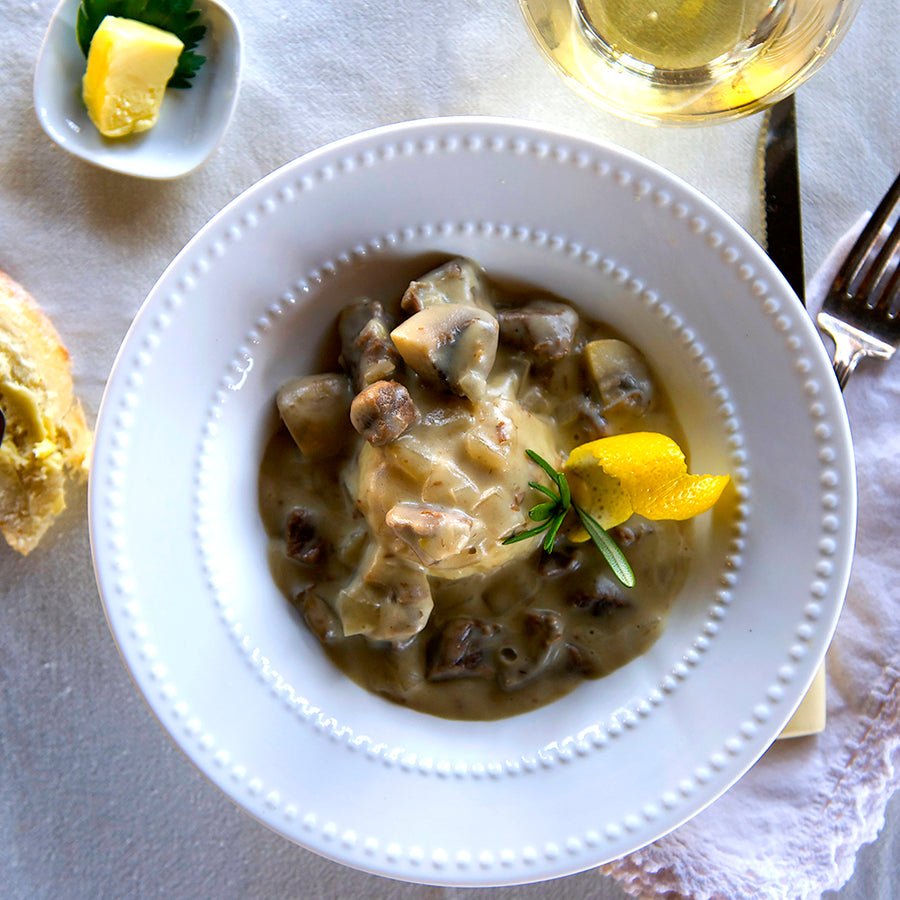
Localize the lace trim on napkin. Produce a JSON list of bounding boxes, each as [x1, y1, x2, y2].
[[601, 666, 899, 899]]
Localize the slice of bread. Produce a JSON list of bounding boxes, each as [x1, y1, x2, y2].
[[0, 270, 91, 554]]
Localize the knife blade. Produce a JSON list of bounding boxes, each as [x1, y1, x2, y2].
[[763, 93, 806, 306], [763, 95, 825, 739]]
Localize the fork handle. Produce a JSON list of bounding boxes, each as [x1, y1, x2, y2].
[[831, 335, 863, 391], [817, 311, 894, 391]]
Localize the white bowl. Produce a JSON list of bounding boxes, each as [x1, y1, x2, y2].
[[33, 0, 242, 179], [89, 117, 856, 885]]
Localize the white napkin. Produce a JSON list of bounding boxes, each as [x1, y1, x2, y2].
[[599, 219, 900, 899]]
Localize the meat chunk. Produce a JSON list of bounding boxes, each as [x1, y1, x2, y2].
[[401, 258, 494, 314], [338, 297, 403, 389], [426, 616, 501, 681], [608, 520, 654, 547], [496, 300, 579, 361], [537, 544, 583, 578], [583, 339, 655, 415], [385, 502, 474, 566], [301, 591, 341, 644], [277, 373, 354, 459], [285, 506, 327, 565], [349, 380, 419, 445], [556, 394, 611, 443], [390, 304, 499, 401], [567, 576, 630, 617], [563, 642, 601, 678], [524, 610, 564, 648], [497, 610, 565, 689]]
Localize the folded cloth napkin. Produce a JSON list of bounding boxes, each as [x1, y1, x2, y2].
[[599, 218, 900, 899]]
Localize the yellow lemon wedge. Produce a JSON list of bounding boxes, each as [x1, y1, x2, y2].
[[563, 432, 730, 534]]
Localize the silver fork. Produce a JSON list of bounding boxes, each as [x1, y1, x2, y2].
[[817, 170, 900, 390]]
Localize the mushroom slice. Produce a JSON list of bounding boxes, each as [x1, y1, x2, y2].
[[338, 297, 402, 389], [583, 339, 655, 415], [496, 300, 579, 361], [401, 257, 494, 313], [335, 546, 433, 642], [350, 380, 419, 445], [276, 373, 354, 459], [390, 304, 499, 401], [385, 502, 474, 566]]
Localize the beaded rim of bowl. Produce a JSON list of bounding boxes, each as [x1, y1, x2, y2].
[[91, 118, 853, 882]]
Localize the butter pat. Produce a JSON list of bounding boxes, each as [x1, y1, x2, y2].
[[779, 665, 826, 739], [82, 16, 184, 138]]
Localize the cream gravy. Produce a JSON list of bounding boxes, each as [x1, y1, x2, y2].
[[258, 259, 691, 720]]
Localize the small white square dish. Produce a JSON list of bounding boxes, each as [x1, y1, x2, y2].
[[33, 0, 242, 179]]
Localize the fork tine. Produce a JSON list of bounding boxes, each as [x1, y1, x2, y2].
[[860, 213, 900, 313], [875, 251, 900, 320], [832, 170, 900, 298]]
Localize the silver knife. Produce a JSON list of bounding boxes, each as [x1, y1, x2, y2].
[[763, 95, 825, 738], [763, 94, 806, 306]]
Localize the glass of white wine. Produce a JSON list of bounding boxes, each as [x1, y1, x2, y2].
[[518, 0, 863, 124]]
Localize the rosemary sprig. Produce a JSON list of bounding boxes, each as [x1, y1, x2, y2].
[[573, 504, 635, 588], [503, 449, 635, 588]]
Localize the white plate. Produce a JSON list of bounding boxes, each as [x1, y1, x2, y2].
[[89, 117, 855, 886], [34, 0, 241, 179]]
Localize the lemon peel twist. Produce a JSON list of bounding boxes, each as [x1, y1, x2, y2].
[[563, 432, 730, 534]]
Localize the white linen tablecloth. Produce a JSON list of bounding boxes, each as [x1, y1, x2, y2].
[[1, 0, 898, 897]]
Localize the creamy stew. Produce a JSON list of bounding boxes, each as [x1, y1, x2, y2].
[[258, 258, 691, 720]]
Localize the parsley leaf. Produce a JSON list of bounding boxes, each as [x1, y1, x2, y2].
[[76, 0, 207, 88]]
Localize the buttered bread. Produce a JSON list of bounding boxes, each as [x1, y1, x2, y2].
[[0, 270, 91, 554]]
